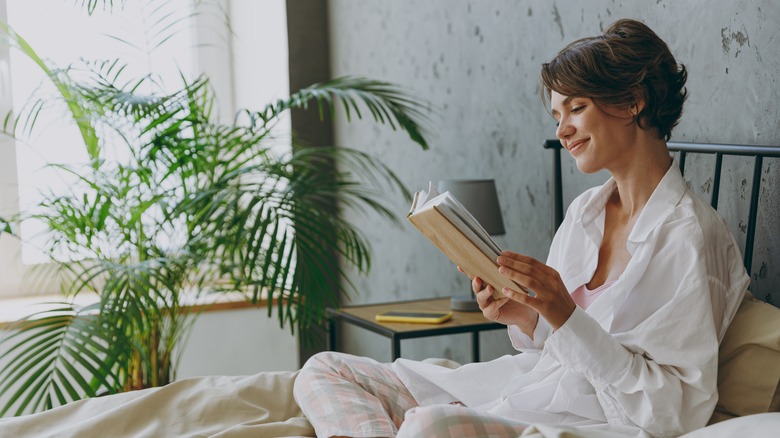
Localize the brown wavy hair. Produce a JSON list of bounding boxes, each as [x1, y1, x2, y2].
[[540, 19, 687, 141]]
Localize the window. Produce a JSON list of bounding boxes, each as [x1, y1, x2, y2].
[[0, 0, 290, 297]]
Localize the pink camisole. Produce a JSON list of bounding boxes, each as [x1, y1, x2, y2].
[[570, 279, 617, 310]]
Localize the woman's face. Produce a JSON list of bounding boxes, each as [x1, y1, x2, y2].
[[550, 91, 637, 174]]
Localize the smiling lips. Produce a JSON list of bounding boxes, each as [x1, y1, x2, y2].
[[566, 139, 589, 154]]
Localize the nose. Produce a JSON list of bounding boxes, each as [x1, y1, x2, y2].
[[556, 116, 574, 140]]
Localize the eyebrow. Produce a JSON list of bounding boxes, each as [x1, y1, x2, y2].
[[551, 96, 574, 119]]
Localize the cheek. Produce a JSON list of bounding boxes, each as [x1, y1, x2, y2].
[[578, 112, 601, 131], [590, 117, 630, 140]]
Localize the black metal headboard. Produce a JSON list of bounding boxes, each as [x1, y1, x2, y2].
[[544, 139, 780, 301]]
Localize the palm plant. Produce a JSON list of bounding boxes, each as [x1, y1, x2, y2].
[[0, 7, 430, 416]]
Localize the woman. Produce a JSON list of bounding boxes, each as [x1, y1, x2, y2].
[[294, 18, 749, 437]]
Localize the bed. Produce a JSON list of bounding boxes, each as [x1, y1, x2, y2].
[[0, 141, 778, 437]]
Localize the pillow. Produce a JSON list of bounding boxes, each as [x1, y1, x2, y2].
[[709, 293, 780, 424]]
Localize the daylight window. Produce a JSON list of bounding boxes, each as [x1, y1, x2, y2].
[[6, 0, 196, 264]]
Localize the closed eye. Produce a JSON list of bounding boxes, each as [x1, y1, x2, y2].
[[571, 105, 586, 113]]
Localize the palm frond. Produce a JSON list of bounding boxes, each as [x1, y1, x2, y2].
[[0, 303, 119, 416], [0, 22, 101, 164], [247, 76, 433, 150], [175, 142, 411, 333]]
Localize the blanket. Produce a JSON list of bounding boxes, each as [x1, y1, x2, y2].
[[1, 370, 778, 437], [0, 372, 314, 438]]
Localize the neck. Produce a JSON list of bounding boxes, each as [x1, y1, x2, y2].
[[608, 136, 672, 219]]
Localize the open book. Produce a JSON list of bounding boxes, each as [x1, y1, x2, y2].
[[407, 182, 517, 300]]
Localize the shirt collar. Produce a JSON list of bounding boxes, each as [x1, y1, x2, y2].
[[579, 178, 617, 232], [575, 178, 615, 249], [576, 162, 686, 245], [628, 163, 686, 244]]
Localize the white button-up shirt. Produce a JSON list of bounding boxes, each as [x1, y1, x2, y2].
[[393, 164, 749, 437]]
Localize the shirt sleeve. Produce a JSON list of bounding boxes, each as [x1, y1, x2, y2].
[[507, 318, 552, 351]]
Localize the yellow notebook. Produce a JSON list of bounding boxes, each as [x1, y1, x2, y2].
[[375, 310, 453, 324]]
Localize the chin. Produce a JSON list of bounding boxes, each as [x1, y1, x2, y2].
[[574, 159, 600, 174]]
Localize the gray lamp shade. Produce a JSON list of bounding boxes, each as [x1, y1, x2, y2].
[[437, 179, 505, 236]]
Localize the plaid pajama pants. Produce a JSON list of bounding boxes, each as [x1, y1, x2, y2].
[[294, 352, 529, 438], [294, 352, 416, 437]]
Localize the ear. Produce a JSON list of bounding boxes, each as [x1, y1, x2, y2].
[[631, 100, 645, 116], [630, 88, 647, 116]]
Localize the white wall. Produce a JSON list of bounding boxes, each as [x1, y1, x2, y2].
[[177, 307, 298, 378], [328, 0, 780, 360]]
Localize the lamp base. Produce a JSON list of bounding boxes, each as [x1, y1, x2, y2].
[[450, 296, 481, 312]]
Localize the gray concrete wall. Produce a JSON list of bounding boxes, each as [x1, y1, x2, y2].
[[326, 0, 780, 362]]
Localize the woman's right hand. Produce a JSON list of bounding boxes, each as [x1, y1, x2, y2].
[[468, 274, 539, 337]]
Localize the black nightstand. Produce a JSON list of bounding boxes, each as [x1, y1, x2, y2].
[[326, 297, 504, 362]]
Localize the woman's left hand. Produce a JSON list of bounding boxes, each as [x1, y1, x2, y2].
[[496, 250, 577, 330]]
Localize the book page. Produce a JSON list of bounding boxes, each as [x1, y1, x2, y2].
[[439, 195, 501, 256], [408, 183, 502, 258], [409, 181, 441, 216], [436, 202, 500, 259]]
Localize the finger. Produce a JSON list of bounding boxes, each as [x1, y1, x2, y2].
[[500, 260, 568, 303], [497, 253, 538, 273], [497, 265, 540, 295], [498, 251, 535, 263], [499, 250, 523, 259], [497, 259, 537, 284], [474, 285, 493, 306], [483, 295, 507, 312], [472, 276, 483, 293], [502, 287, 538, 310], [499, 257, 559, 296]]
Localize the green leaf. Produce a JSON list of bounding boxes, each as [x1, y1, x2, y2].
[[0, 22, 101, 164], [251, 76, 432, 150]]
